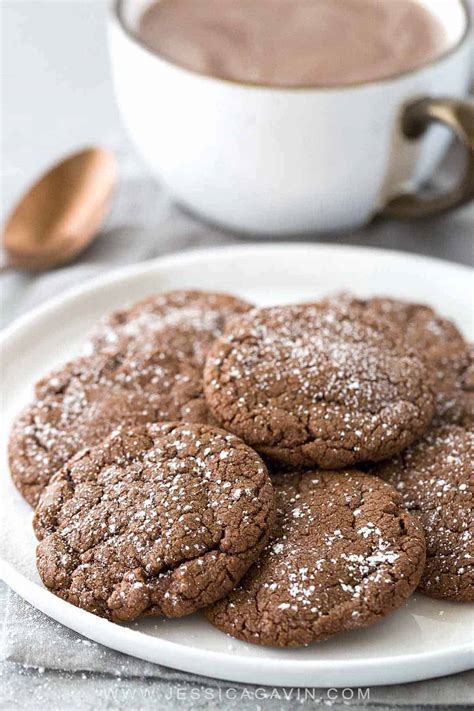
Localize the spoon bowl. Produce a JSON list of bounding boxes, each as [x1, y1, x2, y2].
[[2, 147, 117, 271]]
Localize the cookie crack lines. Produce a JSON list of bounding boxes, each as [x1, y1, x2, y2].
[[204, 303, 436, 469], [8, 288, 473, 641], [375, 424, 473, 601], [34, 422, 275, 621], [324, 294, 472, 427], [86, 290, 253, 356], [10, 291, 253, 507], [206, 471, 425, 647]]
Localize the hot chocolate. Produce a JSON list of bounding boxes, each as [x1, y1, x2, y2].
[[137, 0, 449, 87]]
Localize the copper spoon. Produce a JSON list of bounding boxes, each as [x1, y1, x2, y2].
[[2, 147, 117, 272]]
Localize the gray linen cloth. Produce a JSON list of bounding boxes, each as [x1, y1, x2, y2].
[[1, 160, 473, 709]]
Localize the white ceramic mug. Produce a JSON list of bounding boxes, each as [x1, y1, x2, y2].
[[109, 0, 474, 235]]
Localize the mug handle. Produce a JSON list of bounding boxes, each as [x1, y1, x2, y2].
[[382, 96, 474, 219]]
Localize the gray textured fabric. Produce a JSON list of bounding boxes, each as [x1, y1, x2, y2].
[[1, 151, 473, 709], [1, 587, 473, 709]]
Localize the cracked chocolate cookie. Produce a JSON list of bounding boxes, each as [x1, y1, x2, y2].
[[324, 294, 470, 425], [450, 344, 474, 427], [34, 423, 275, 621], [375, 424, 474, 602], [86, 289, 252, 355], [205, 470, 425, 647], [204, 303, 436, 469], [8, 354, 157, 507], [9, 291, 252, 507]]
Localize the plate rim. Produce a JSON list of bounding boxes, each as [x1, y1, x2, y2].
[[2, 563, 473, 688], [1, 242, 473, 687], [0, 241, 472, 349]]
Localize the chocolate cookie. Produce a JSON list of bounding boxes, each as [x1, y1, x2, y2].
[[450, 344, 474, 427], [85, 291, 252, 425], [324, 294, 470, 425], [34, 423, 275, 621], [9, 291, 252, 507], [205, 470, 425, 647], [375, 424, 473, 602], [204, 303, 436, 469], [86, 289, 252, 355], [8, 354, 156, 507]]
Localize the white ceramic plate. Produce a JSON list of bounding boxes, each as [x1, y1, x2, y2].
[[1, 244, 473, 688]]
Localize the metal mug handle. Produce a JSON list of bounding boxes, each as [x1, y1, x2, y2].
[[382, 96, 474, 219]]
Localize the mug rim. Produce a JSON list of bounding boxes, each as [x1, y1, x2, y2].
[[112, 0, 471, 91]]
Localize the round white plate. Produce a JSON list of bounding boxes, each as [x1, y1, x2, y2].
[[1, 244, 473, 688]]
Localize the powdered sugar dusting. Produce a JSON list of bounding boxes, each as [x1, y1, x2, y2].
[[207, 470, 425, 646], [204, 303, 436, 469], [376, 424, 473, 600], [34, 422, 274, 621], [10, 290, 251, 505]]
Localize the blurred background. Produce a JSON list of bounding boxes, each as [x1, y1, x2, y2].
[[1, 1, 473, 325], [2, 1, 137, 214]]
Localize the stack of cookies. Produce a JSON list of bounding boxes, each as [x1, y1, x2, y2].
[[9, 290, 473, 648]]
